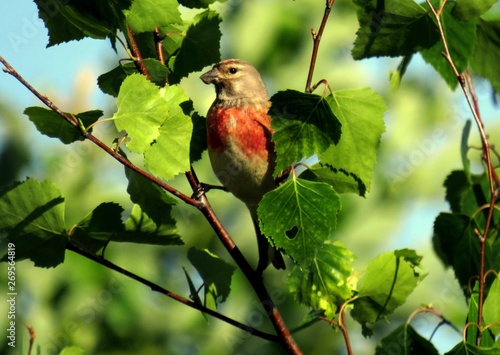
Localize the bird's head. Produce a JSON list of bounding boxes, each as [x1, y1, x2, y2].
[[200, 59, 269, 104]]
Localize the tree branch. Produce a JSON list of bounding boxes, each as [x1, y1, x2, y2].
[[0, 55, 302, 354], [65, 243, 278, 342]]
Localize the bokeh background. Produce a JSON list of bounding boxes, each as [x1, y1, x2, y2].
[[1, 0, 499, 354]]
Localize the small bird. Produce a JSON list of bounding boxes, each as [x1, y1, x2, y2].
[[200, 59, 286, 273]]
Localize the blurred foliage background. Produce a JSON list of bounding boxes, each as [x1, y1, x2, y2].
[[1, 0, 500, 354]]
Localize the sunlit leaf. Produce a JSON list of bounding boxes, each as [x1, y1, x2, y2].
[[351, 250, 425, 336], [125, 0, 181, 33], [259, 177, 341, 268], [289, 241, 354, 317], [321, 88, 386, 194], [143, 85, 193, 180]]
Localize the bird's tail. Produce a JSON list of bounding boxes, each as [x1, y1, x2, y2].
[[250, 209, 286, 273]]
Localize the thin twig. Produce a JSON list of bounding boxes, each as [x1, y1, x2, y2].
[[319, 312, 352, 355], [154, 28, 166, 67], [25, 323, 36, 355], [65, 243, 278, 342], [406, 306, 462, 337], [126, 24, 151, 81], [425, 0, 498, 346], [305, 0, 335, 93]]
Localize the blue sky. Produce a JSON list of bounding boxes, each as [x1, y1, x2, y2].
[[0, 1, 116, 111]]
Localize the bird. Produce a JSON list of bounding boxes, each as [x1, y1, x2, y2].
[[200, 59, 286, 273]]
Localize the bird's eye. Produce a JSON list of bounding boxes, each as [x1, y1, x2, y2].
[[229, 67, 238, 74]]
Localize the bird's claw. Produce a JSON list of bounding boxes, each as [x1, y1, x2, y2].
[[191, 183, 227, 200]]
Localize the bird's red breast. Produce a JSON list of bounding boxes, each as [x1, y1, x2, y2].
[[207, 105, 273, 163]]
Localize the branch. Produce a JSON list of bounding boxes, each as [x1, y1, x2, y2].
[[0, 56, 301, 354], [320, 308, 352, 355], [305, 0, 335, 93], [66, 243, 278, 342], [126, 24, 151, 80], [184, 168, 302, 354], [425, 0, 498, 346]]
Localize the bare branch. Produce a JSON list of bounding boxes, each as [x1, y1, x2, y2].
[[305, 0, 335, 93]]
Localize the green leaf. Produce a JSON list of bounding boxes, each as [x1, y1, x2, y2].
[[124, 0, 182, 33], [320, 88, 386, 194], [170, 10, 222, 83], [24, 107, 102, 144], [178, 0, 226, 9], [113, 74, 169, 152], [270, 90, 342, 176], [443, 170, 471, 213], [433, 213, 484, 294], [143, 85, 193, 180], [351, 250, 425, 336], [113, 76, 193, 179], [420, 3, 477, 90], [299, 164, 362, 195], [288, 241, 354, 317], [375, 324, 439, 355], [452, 0, 498, 21], [352, 0, 439, 59], [161, 24, 186, 59], [118, 204, 182, 245], [125, 167, 177, 226], [445, 342, 500, 355], [0, 178, 67, 268], [98, 59, 170, 97], [70, 202, 124, 253], [187, 248, 236, 309], [483, 276, 500, 335], [59, 347, 85, 355], [34, 0, 121, 46], [258, 177, 341, 268], [470, 19, 500, 95]]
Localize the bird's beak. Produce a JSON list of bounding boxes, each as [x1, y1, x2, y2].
[[200, 68, 218, 84]]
